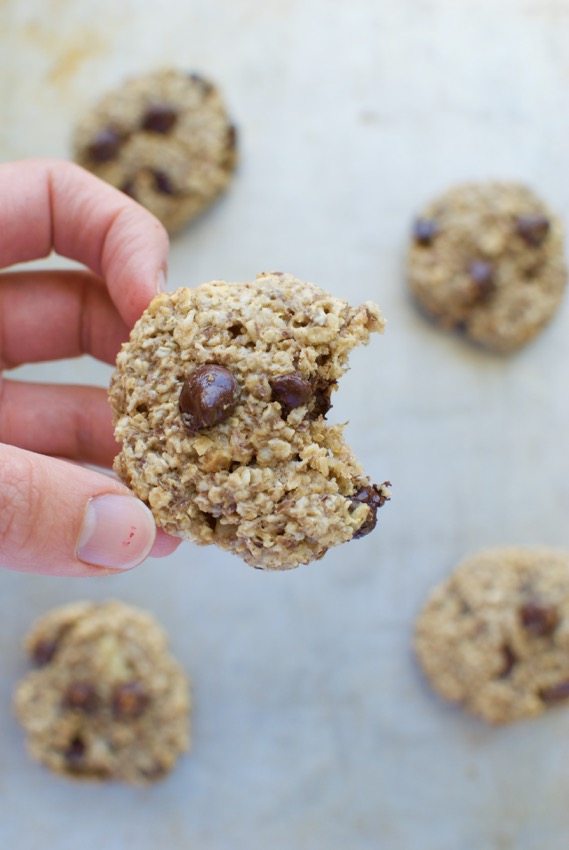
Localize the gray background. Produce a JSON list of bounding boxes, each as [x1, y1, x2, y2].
[[2, 0, 569, 848]]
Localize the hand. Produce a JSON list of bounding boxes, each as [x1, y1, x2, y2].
[[0, 159, 180, 576]]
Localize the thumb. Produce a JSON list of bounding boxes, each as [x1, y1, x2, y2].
[[0, 444, 156, 576]]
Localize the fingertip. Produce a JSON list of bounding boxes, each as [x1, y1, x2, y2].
[[149, 529, 182, 558], [101, 203, 170, 326], [0, 159, 171, 329], [44, 160, 169, 327]]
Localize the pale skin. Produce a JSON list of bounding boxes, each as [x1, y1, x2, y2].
[[0, 159, 181, 576]]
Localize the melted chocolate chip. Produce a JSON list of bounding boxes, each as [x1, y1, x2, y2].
[[153, 170, 176, 195], [31, 638, 58, 666], [142, 103, 178, 134], [270, 372, 313, 416], [413, 218, 439, 246], [65, 736, 86, 768], [540, 679, 569, 703], [112, 681, 150, 719], [519, 601, 559, 636], [179, 364, 240, 433], [202, 512, 217, 532], [468, 260, 495, 300], [228, 323, 245, 338], [307, 379, 335, 420], [516, 214, 550, 247], [499, 645, 517, 679], [63, 682, 99, 713], [351, 484, 389, 539], [87, 127, 123, 163]]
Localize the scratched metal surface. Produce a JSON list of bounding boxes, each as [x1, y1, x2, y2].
[[1, 1, 569, 848]]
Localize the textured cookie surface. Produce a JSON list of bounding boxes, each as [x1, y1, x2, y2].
[[408, 182, 567, 352], [415, 548, 569, 724], [14, 601, 190, 784], [73, 68, 236, 232], [109, 272, 389, 570]]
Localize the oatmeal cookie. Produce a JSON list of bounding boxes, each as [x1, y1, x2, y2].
[[109, 272, 389, 570], [14, 601, 190, 784], [407, 182, 566, 352], [415, 547, 569, 724], [73, 68, 237, 232]]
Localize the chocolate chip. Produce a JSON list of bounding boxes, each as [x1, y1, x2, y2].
[[228, 323, 245, 338], [270, 372, 313, 416], [31, 638, 58, 666], [351, 483, 389, 539], [141, 103, 178, 134], [87, 127, 123, 163], [519, 601, 559, 636], [65, 736, 86, 768], [188, 72, 214, 94], [540, 679, 569, 703], [63, 682, 99, 713], [516, 214, 550, 247], [202, 512, 217, 532], [468, 260, 495, 300], [153, 170, 176, 195], [413, 218, 438, 246], [179, 364, 240, 433], [112, 681, 150, 719], [499, 645, 517, 679], [310, 380, 334, 419]]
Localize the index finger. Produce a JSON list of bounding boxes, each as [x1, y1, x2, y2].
[[0, 159, 169, 327]]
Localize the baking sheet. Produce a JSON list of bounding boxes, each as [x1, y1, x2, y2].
[[2, 1, 569, 848]]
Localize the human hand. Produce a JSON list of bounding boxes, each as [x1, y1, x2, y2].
[[0, 159, 180, 576]]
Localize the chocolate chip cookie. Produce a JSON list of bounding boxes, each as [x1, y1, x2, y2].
[[109, 272, 390, 570], [14, 601, 190, 784], [415, 547, 569, 724], [73, 68, 237, 233], [408, 183, 567, 352]]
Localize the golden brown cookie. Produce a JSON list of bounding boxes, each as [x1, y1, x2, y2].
[[109, 272, 390, 570], [415, 547, 569, 724], [408, 182, 567, 352], [73, 68, 237, 233], [14, 601, 190, 784]]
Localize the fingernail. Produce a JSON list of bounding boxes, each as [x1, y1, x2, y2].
[[77, 495, 156, 570], [156, 268, 167, 293]]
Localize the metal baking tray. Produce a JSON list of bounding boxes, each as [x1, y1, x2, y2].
[[2, 1, 569, 847]]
